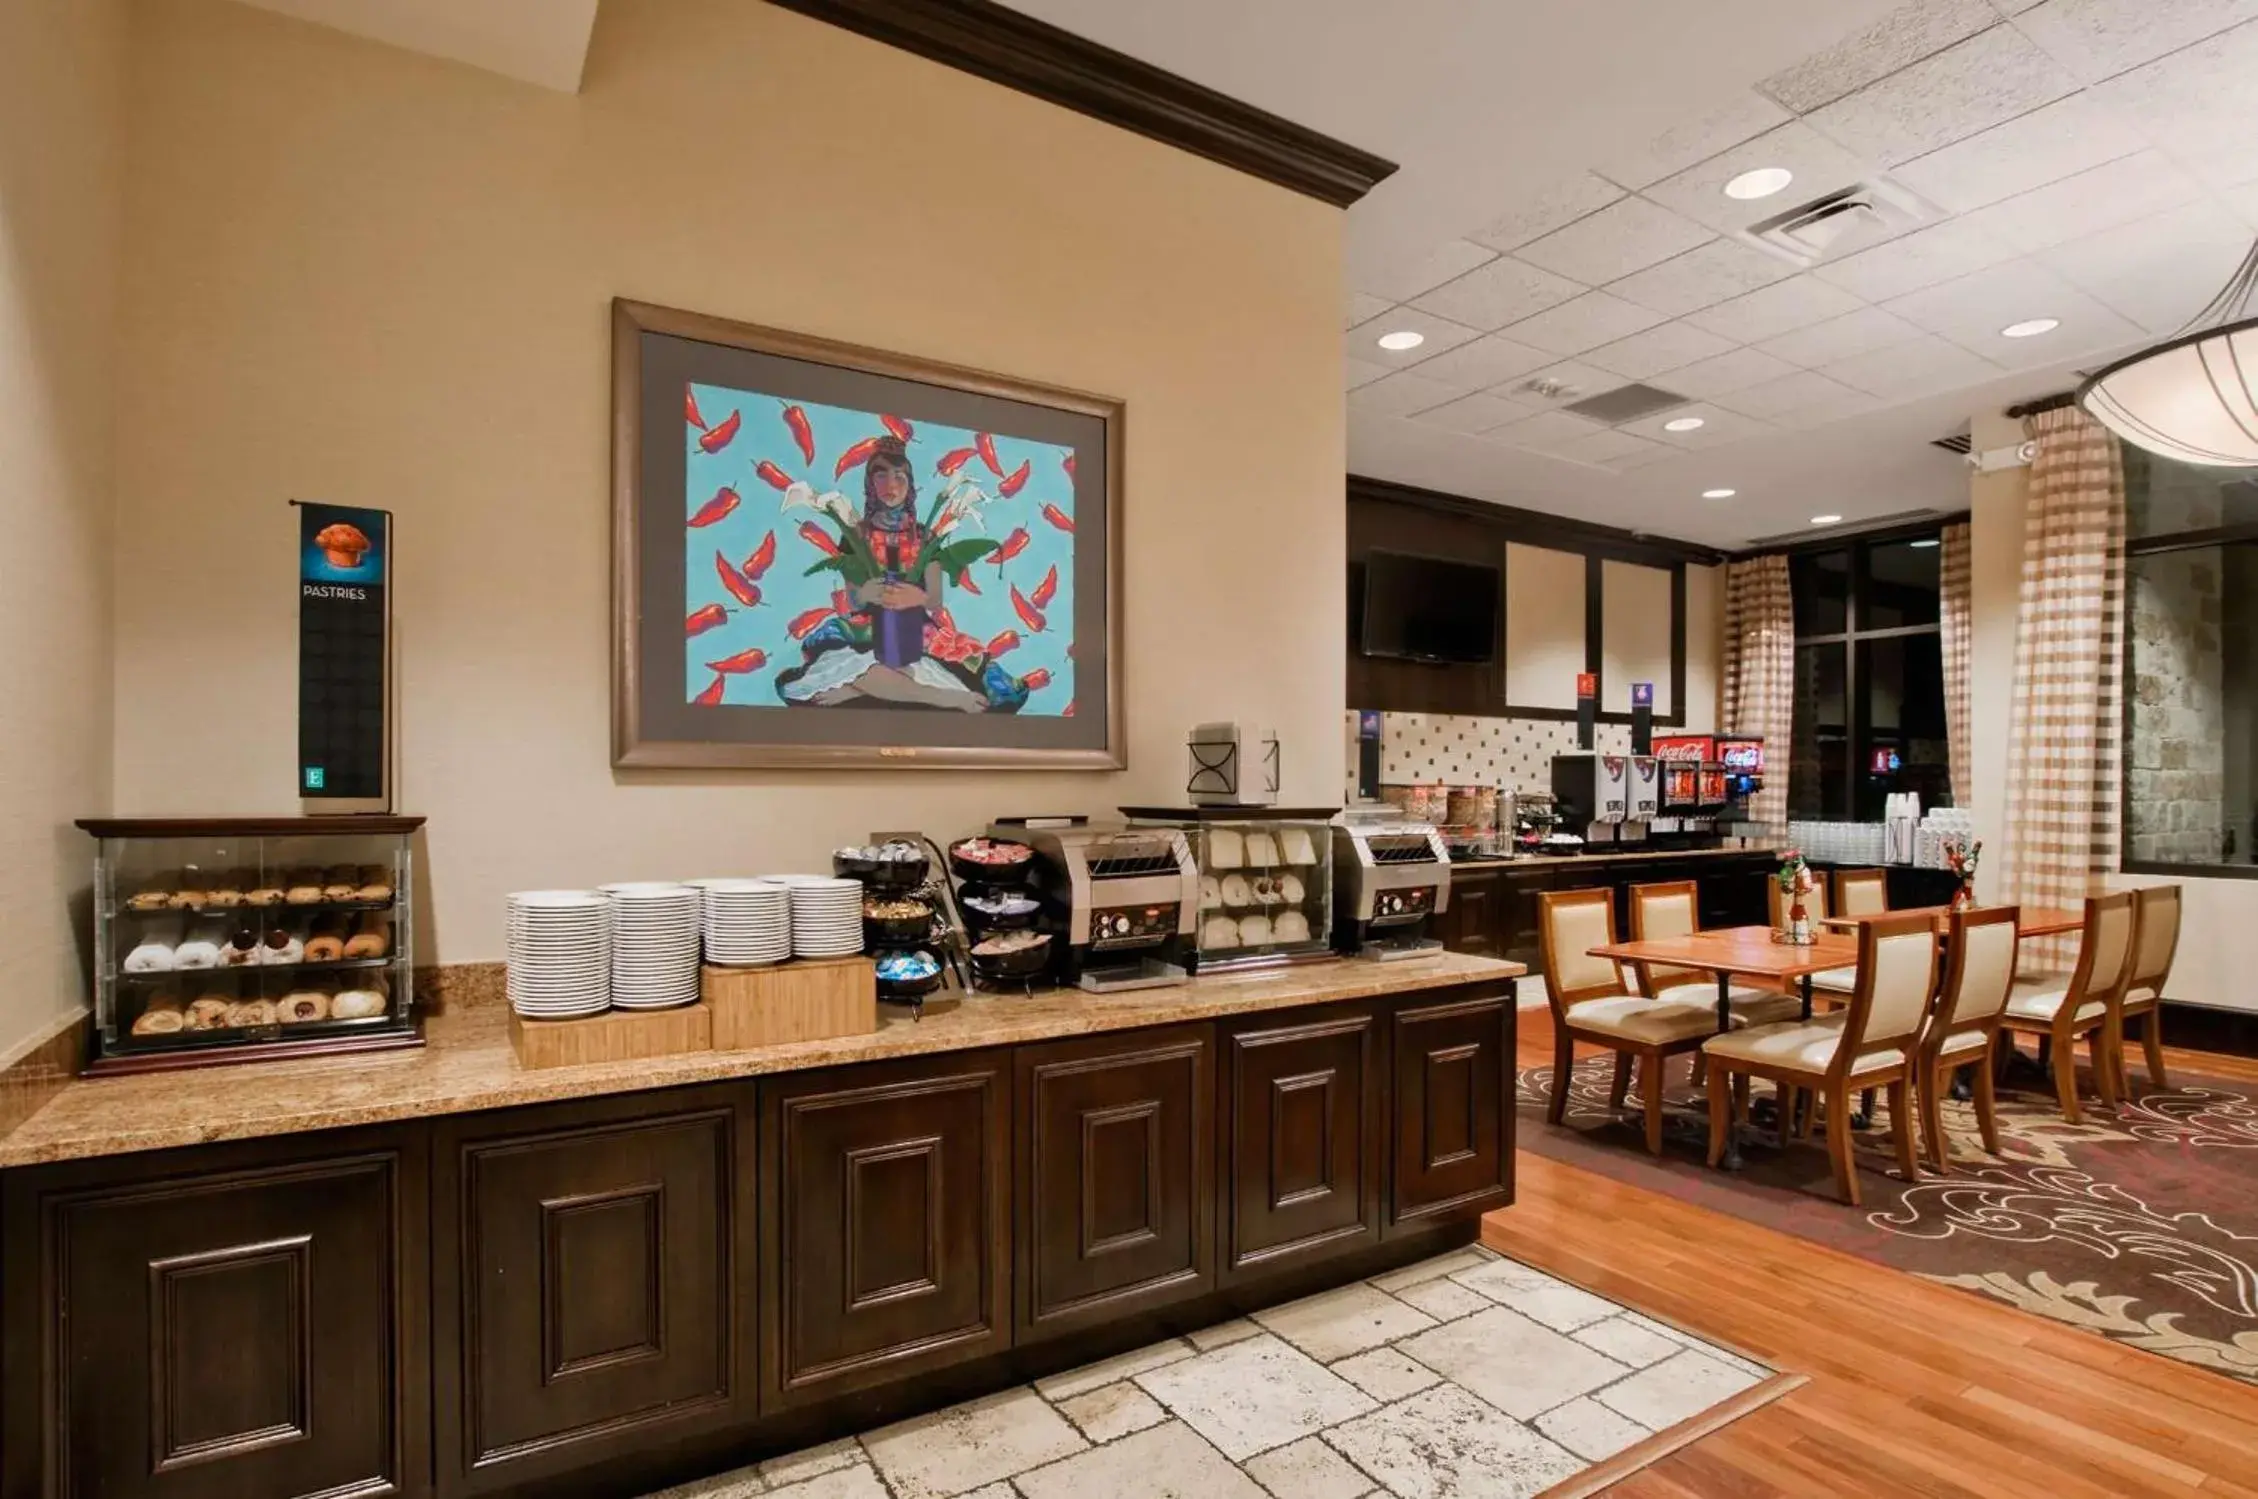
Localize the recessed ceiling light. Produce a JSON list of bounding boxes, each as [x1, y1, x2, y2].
[[1811, 514, 1843, 526], [1376, 329, 1426, 351], [1908, 538, 1940, 549], [2000, 317, 2059, 339], [1724, 167, 1794, 201], [1663, 417, 1706, 433], [1701, 488, 1736, 499]]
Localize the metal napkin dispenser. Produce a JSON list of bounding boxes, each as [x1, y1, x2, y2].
[[1186, 722, 1279, 807]]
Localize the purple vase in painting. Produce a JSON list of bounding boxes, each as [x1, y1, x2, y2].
[[873, 606, 928, 669]]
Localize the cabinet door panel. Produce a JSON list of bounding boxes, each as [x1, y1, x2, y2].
[[1442, 871, 1504, 958], [762, 1052, 1009, 1407], [433, 1089, 751, 1492], [1220, 1007, 1380, 1280], [1017, 1027, 1211, 1339], [1388, 992, 1514, 1235]]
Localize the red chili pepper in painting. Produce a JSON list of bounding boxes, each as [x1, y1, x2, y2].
[[1040, 504, 1075, 534], [976, 433, 1003, 476], [787, 605, 834, 639], [831, 588, 853, 616], [954, 567, 983, 596], [835, 436, 881, 478], [989, 528, 1031, 569], [1030, 563, 1059, 610], [705, 646, 769, 675], [693, 674, 727, 706], [998, 460, 1031, 498], [1062, 699, 1075, 717], [1020, 668, 1053, 693], [754, 460, 794, 492], [686, 603, 729, 637], [698, 409, 741, 454], [932, 606, 957, 633], [1010, 584, 1048, 633], [798, 523, 841, 557], [881, 414, 914, 443], [1062, 453, 1076, 479], [938, 446, 979, 477], [716, 552, 761, 608], [781, 405, 815, 466], [686, 387, 708, 431], [687, 486, 740, 528], [985, 629, 1021, 658], [741, 530, 777, 581]]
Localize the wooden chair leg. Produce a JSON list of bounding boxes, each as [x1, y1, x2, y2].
[[1825, 1078, 1860, 1206], [1972, 1052, 2002, 1156], [2050, 1031, 2083, 1124], [2091, 1025, 2120, 1109], [2141, 1010, 2170, 1092], [1888, 1077, 1919, 1183], [1796, 1083, 1819, 1139], [1706, 1058, 1731, 1168], [1641, 1050, 1667, 1156], [1920, 1061, 1950, 1172], [1549, 1027, 1574, 1124], [1778, 1083, 1798, 1148], [1609, 1051, 1633, 1113]]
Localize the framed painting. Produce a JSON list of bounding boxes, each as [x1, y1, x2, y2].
[[612, 299, 1123, 769]]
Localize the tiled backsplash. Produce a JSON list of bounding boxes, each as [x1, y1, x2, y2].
[[1342, 711, 1633, 798]]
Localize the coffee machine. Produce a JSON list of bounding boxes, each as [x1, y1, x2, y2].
[[1330, 809, 1452, 959], [1552, 753, 1634, 844], [1005, 819, 1200, 991]]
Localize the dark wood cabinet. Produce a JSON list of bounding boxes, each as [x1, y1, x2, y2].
[[1, 1130, 427, 1499], [431, 1088, 753, 1494], [760, 1050, 1010, 1408], [1387, 991, 1514, 1235], [1438, 869, 1505, 959], [1218, 1006, 1381, 1281], [1016, 1026, 1212, 1339]]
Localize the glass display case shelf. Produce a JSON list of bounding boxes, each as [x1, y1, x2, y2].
[[1120, 805, 1339, 975], [118, 956, 395, 981]]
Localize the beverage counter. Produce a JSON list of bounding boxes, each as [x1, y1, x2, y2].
[[1430, 846, 1780, 967]]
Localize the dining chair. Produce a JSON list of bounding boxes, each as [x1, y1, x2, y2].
[[1999, 891, 2136, 1124], [1770, 874, 1857, 1002], [1913, 905, 2019, 1170], [1702, 911, 1939, 1205], [1835, 868, 1890, 918], [1538, 888, 1796, 1156], [2117, 884, 2182, 1094]]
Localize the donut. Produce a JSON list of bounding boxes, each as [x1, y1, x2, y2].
[[226, 999, 278, 1027], [342, 913, 390, 960], [184, 996, 233, 1030], [131, 998, 185, 1035], [279, 991, 330, 1023], [353, 864, 394, 902], [329, 987, 386, 1020]]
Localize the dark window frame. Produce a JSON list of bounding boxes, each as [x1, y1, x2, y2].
[[1788, 529, 1948, 819]]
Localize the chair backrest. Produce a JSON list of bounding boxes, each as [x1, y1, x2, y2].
[[1838, 912, 1940, 1066], [1767, 873, 1829, 928], [1836, 869, 1889, 918], [1627, 880, 1703, 996], [2068, 891, 2138, 1014], [1538, 888, 1625, 1014], [1935, 905, 2019, 1037], [2128, 884, 2182, 998]]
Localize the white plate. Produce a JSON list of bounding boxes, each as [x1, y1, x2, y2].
[[509, 889, 607, 906]]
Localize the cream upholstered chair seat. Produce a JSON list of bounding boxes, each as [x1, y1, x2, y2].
[[1702, 1013, 1904, 1077], [1652, 980, 1771, 1007], [1934, 1027, 1991, 1061], [1807, 965, 1859, 994], [1562, 996, 1724, 1046], [2004, 984, 2104, 1024]]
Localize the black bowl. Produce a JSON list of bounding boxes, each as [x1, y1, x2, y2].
[[969, 932, 1053, 981], [949, 838, 1035, 886], [834, 851, 931, 890], [862, 904, 935, 947], [875, 967, 946, 1004], [959, 891, 1042, 930]]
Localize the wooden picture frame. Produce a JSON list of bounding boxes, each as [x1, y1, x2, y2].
[[612, 298, 1124, 770]]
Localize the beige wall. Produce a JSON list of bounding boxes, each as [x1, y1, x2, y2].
[[1684, 562, 1722, 732], [0, 0, 124, 1054], [109, 0, 1344, 963]]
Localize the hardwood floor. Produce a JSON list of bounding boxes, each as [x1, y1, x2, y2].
[[1494, 1008, 2258, 1495]]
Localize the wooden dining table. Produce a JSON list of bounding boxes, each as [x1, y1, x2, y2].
[[1818, 904, 2084, 938]]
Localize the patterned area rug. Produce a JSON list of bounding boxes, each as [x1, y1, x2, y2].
[[1517, 1052, 2258, 1382]]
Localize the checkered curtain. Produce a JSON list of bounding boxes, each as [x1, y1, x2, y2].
[[1721, 553, 1793, 836], [2001, 408, 2125, 957], [1939, 521, 1972, 808]]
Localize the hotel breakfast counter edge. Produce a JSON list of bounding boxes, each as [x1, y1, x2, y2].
[[0, 952, 1522, 1499]]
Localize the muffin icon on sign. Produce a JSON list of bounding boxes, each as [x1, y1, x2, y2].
[[314, 522, 372, 570]]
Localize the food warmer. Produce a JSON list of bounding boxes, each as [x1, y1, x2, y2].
[[1120, 806, 1337, 974], [999, 818, 1200, 991], [77, 815, 423, 1073], [1330, 808, 1452, 959]]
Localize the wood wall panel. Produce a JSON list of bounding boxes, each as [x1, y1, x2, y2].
[[1219, 1006, 1381, 1280], [1388, 992, 1514, 1234]]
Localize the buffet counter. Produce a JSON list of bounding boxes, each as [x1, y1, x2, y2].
[[1450, 843, 1777, 870]]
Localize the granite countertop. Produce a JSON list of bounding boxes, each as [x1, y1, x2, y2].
[[1451, 846, 1777, 870], [0, 951, 1523, 1169]]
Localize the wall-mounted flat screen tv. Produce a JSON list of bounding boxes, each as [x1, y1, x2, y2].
[[1360, 549, 1500, 665]]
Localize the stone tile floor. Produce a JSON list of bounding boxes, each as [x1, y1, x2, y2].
[[645, 1246, 1772, 1499]]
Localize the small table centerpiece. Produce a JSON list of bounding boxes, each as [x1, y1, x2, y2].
[[1944, 837, 1982, 910], [1774, 850, 1818, 946]]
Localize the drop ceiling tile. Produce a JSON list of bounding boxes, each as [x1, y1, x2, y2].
[[1345, 355, 1391, 391], [1803, 26, 2079, 166], [2012, 0, 2258, 84], [1501, 292, 1672, 356], [1683, 276, 1869, 344], [1595, 91, 1795, 190], [1714, 369, 1872, 418], [1410, 256, 1586, 331], [2038, 200, 2258, 334], [1956, 151, 2206, 254], [1344, 308, 1483, 369], [1819, 333, 2006, 396], [1760, 0, 2004, 112], [1618, 402, 1777, 449], [1405, 334, 1559, 391], [1509, 361, 1618, 405], [1605, 441, 1683, 470], [1408, 391, 1537, 435], [1880, 258, 2141, 358], [1767, 390, 1887, 429], [1889, 92, 2148, 212], [1354, 239, 1500, 304], [2091, 18, 2258, 189], [1547, 429, 1669, 465], [1488, 409, 1608, 450], [1658, 345, 1804, 398], [1754, 306, 1928, 366], [1514, 197, 1717, 285], [1469, 173, 1627, 253], [2223, 179, 2258, 229], [1607, 239, 1799, 317], [1344, 291, 1393, 330], [1347, 371, 1466, 418], [1638, 122, 1876, 237], [1582, 320, 1740, 380], [1811, 216, 2021, 301]]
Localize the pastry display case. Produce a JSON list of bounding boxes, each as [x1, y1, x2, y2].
[[1120, 806, 1337, 974], [77, 816, 424, 1073]]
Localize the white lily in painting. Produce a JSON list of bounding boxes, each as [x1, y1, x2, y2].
[[780, 480, 859, 528], [930, 476, 996, 538]]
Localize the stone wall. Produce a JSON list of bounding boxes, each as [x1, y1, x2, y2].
[[2127, 548, 2226, 863]]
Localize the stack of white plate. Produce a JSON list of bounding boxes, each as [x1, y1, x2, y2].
[[783, 876, 864, 958], [506, 891, 610, 1018], [603, 883, 701, 1009], [693, 878, 792, 966]]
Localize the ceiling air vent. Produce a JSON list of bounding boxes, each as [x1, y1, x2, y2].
[[1562, 383, 1688, 424], [1931, 427, 1972, 455], [1745, 177, 1938, 267]]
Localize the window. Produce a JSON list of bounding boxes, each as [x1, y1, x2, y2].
[[2122, 450, 2258, 873], [1788, 533, 1950, 820]]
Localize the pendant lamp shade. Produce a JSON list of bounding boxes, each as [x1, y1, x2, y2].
[[2078, 241, 2258, 468]]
